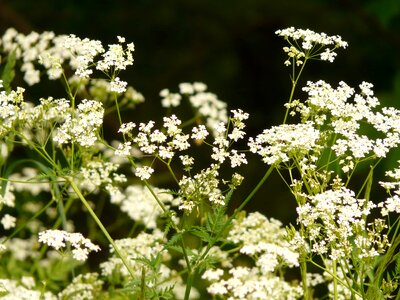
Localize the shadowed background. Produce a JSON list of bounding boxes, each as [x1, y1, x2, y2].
[[1, 0, 400, 223]]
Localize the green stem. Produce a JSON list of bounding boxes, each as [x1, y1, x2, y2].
[[333, 260, 338, 300], [283, 59, 308, 124], [114, 94, 123, 126], [367, 233, 400, 297], [128, 157, 169, 214], [299, 224, 309, 300], [233, 165, 274, 215], [166, 161, 180, 185], [195, 165, 274, 269], [184, 270, 195, 300], [300, 259, 309, 300], [67, 177, 136, 279]]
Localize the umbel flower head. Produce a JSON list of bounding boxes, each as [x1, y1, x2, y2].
[[276, 27, 348, 66], [38, 229, 100, 261]]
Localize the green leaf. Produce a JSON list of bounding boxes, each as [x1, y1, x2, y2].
[[205, 207, 229, 238], [190, 226, 213, 244], [1, 50, 16, 93], [163, 232, 184, 252], [395, 253, 400, 275]]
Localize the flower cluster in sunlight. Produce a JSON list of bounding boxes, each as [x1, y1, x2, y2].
[[203, 212, 303, 299], [38, 229, 100, 261], [276, 27, 348, 65], [1, 25, 400, 300]]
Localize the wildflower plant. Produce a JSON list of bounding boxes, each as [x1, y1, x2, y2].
[[1, 25, 400, 300]]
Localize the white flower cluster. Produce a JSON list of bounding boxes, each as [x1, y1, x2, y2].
[[100, 230, 165, 277], [276, 27, 348, 66], [160, 82, 228, 136], [0, 277, 56, 300], [177, 109, 248, 212], [96, 37, 134, 72], [62, 34, 105, 78], [0, 29, 134, 90], [0, 87, 25, 137], [87, 79, 144, 105], [116, 110, 247, 210], [302, 80, 400, 172], [204, 212, 302, 299], [107, 184, 178, 229], [0, 181, 15, 209], [379, 161, 400, 216], [78, 160, 124, 192], [1, 214, 16, 230], [53, 99, 104, 147], [178, 164, 223, 211], [210, 109, 249, 167], [57, 273, 103, 300], [296, 186, 388, 260], [38, 229, 100, 261], [0, 28, 61, 84], [248, 122, 321, 166], [118, 114, 189, 160], [253, 80, 400, 173]]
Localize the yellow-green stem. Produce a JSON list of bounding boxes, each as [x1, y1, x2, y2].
[[67, 177, 136, 278], [283, 59, 308, 124], [333, 260, 338, 300]]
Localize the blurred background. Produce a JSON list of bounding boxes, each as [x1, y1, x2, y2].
[[1, 0, 400, 223]]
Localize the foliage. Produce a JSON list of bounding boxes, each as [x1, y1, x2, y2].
[[1, 26, 400, 299]]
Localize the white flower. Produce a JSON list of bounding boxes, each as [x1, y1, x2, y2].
[[38, 229, 67, 250], [191, 125, 209, 140], [53, 99, 104, 147], [229, 150, 247, 167], [96, 38, 134, 72], [180, 155, 194, 167], [1, 214, 16, 230], [202, 269, 224, 281], [249, 122, 321, 165], [161, 90, 182, 107], [115, 142, 132, 156], [110, 77, 127, 93], [276, 27, 348, 65], [134, 166, 154, 180], [179, 82, 195, 94], [118, 122, 136, 134], [38, 229, 100, 261], [110, 185, 176, 229]]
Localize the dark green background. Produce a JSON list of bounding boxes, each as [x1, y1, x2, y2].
[[1, 0, 400, 222]]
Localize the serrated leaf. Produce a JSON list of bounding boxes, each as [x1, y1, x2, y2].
[[163, 232, 183, 251], [190, 226, 213, 244], [1, 50, 16, 92], [395, 253, 400, 275], [205, 208, 229, 240]]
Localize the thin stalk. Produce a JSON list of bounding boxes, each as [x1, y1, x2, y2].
[[283, 59, 308, 124], [195, 165, 274, 269], [333, 260, 338, 300], [233, 165, 274, 215], [184, 270, 195, 300], [114, 94, 123, 126], [128, 157, 169, 214], [18, 134, 57, 169], [299, 225, 309, 300], [67, 177, 136, 279], [367, 233, 400, 297], [166, 160, 180, 185], [309, 259, 363, 297]]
